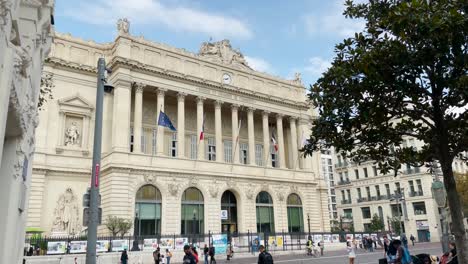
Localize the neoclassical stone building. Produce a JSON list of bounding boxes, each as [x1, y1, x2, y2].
[[27, 20, 330, 237], [0, 0, 54, 262]]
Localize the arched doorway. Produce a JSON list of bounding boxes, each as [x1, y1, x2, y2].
[[221, 190, 238, 234], [181, 187, 204, 235], [287, 193, 304, 233], [135, 185, 162, 236], [256, 191, 275, 233]]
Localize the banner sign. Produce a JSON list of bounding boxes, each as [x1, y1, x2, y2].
[[212, 234, 228, 254], [143, 239, 159, 251], [175, 237, 189, 250], [159, 238, 174, 250], [111, 240, 128, 252], [70, 241, 87, 253], [47, 241, 67, 254]]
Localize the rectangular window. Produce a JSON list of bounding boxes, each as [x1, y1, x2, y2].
[[375, 185, 381, 198], [240, 142, 248, 164], [347, 190, 351, 201], [413, 202, 427, 215], [366, 186, 371, 200], [364, 167, 369, 178], [343, 209, 353, 219], [141, 128, 147, 153], [373, 166, 378, 176], [416, 179, 423, 194], [361, 207, 371, 219], [190, 135, 197, 160], [357, 188, 362, 199], [255, 144, 263, 166], [355, 169, 360, 180], [409, 180, 415, 193], [224, 140, 233, 163], [270, 144, 277, 168], [207, 137, 216, 161], [339, 172, 343, 181], [341, 191, 345, 202], [395, 182, 401, 194], [170, 133, 177, 157], [345, 171, 349, 181], [152, 129, 157, 155], [391, 204, 403, 217], [385, 184, 391, 197]]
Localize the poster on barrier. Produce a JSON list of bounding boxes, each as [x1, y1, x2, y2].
[[371, 233, 378, 240], [323, 234, 332, 243], [111, 240, 129, 252], [70, 241, 87, 253], [159, 238, 174, 250], [232, 237, 240, 250], [355, 234, 362, 241], [345, 234, 354, 241], [97, 240, 110, 252], [313, 234, 323, 242], [143, 238, 159, 251], [363, 233, 370, 238], [212, 234, 228, 254], [175, 237, 189, 250], [275, 236, 283, 247], [331, 234, 340, 243], [47, 241, 67, 254]]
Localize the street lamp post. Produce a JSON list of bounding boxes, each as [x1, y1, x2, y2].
[[307, 214, 311, 239], [192, 209, 197, 245], [432, 180, 449, 253]]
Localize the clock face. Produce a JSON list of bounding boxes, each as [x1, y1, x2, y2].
[[222, 73, 232, 84]]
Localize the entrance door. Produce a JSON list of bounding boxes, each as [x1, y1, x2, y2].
[[417, 230, 428, 242], [221, 191, 238, 235]]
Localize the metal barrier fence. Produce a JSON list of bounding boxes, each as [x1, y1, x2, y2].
[[24, 231, 387, 256]]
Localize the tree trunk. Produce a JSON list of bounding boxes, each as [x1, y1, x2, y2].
[[441, 159, 468, 263]]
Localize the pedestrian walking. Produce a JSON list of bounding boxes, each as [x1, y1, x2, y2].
[[191, 246, 199, 263], [165, 248, 172, 264], [368, 237, 374, 252], [257, 245, 273, 264], [401, 233, 408, 249], [209, 244, 216, 264], [410, 234, 415, 246], [120, 249, 129, 264], [203, 244, 209, 264], [153, 247, 161, 263], [319, 240, 324, 256], [347, 241, 356, 264], [183, 245, 196, 264], [383, 236, 390, 258]]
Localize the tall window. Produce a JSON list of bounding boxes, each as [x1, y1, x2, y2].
[[409, 180, 415, 193], [170, 133, 177, 157], [366, 186, 371, 200], [357, 188, 362, 199], [141, 128, 147, 153], [207, 137, 216, 161], [256, 191, 275, 233], [364, 167, 369, 178], [345, 171, 349, 181], [361, 207, 371, 219], [287, 194, 304, 233], [347, 190, 351, 201], [339, 172, 343, 181], [130, 127, 134, 152], [190, 135, 197, 159], [375, 185, 381, 198], [224, 140, 232, 163], [372, 166, 378, 176], [240, 143, 248, 164], [255, 144, 263, 166], [416, 179, 423, 194], [385, 184, 391, 197], [135, 185, 162, 236], [181, 187, 204, 235], [395, 182, 401, 194], [152, 129, 157, 155], [221, 191, 238, 233], [341, 191, 345, 202], [270, 144, 277, 168], [355, 169, 360, 179]]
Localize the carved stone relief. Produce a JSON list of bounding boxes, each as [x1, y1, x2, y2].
[[117, 18, 130, 35], [0, 0, 12, 27], [245, 187, 254, 200], [209, 179, 219, 198], [292, 72, 302, 86], [51, 188, 80, 235], [199, 39, 252, 71], [168, 182, 180, 197], [144, 174, 156, 184], [276, 190, 285, 202], [64, 117, 82, 146]]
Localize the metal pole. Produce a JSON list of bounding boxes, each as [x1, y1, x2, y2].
[[86, 58, 105, 264], [307, 214, 311, 239]]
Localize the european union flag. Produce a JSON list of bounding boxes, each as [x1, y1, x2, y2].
[[157, 111, 176, 131]]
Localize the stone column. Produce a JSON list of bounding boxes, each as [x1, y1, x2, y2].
[[197, 97, 205, 160], [231, 104, 240, 164], [177, 92, 186, 158], [247, 107, 256, 165], [156, 88, 166, 155], [133, 83, 144, 153], [289, 117, 299, 169], [276, 114, 286, 168], [112, 81, 132, 152], [262, 111, 270, 167], [214, 100, 224, 162]]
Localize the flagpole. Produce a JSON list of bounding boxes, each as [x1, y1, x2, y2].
[[230, 119, 242, 173]]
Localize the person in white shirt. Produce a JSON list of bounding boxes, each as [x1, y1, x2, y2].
[[347, 241, 356, 264]]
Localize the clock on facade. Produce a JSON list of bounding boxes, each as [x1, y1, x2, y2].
[[222, 73, 232, 84]]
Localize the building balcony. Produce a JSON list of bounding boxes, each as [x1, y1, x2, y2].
[[337, 179, 351, 185], [341, 199, 352, 205], [357, 197, 368, 203], [377, 195, 390, 200], [408, 191, 424, 197]]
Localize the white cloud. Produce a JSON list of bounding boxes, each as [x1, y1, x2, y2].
[[244, 56, 273, 73], [64, 0, 252, 40], [303, 1, 365, 37], [304, 57, 332, 76]]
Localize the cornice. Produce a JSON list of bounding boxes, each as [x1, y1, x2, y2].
[[46, 57, 97, 73]]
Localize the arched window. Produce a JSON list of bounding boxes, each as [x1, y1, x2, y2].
[[256, 191, 275, 233], [135, 185, 162, 236], [287, 193, 304, 233], [221, 191, 238, 234], [181, 187, 204, 235]]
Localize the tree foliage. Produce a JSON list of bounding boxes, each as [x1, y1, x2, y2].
[[105, 216, 133, 239], [303, 0, 467, 261], [455, 172, 468, 215], [369, 214, 385, 232], [118, 219, 133, 239]]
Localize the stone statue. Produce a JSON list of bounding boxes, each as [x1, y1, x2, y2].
[[117, 18, 130, 35], [292, 72, 303, 85], [51, 188, 80, 235], [199, 39, 252, 70], [65, 121, 80, 146]]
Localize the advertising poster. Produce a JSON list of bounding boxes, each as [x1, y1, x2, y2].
[[268, 236, 276, 247], [212, 234, 228, 254], [355, 234, 362, 241], [47, 241, 67, 254], [143, 238, 159, 251], [275, 236, 283, 247], [159, 238, 174, 250], [231, 237, 240, 250], [111, 240, 129, 252], [70, 241, 87, 253], [331, 234, 340, 243], [363, 233, 370, 238], [323, 234, 332, 243], [251, 236, 260, 252], [175, 237, 189, 250], [371, 233, 378, 240], [313, 234, 323, 242], [97, 240, 109, 252], [345, 234, 354, 241]]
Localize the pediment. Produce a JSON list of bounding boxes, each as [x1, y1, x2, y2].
[[58, 94, 94, 110]]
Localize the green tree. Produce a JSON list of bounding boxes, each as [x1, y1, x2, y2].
[[369, 214, 385, 232], [455, 172, 468, 216], [105, 216, 120, 239], [118, 219, 133, 239], [303, 0, 467, 261]]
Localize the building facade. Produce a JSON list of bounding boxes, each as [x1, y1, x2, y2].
[[320, 149, 338, 228], [0, 0, 54, 262], [26, 20, 330, 238]]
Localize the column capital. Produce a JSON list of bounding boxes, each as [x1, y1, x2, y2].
[[177, 92, 187, 101], [247, 107, 255, 113], [157, 88, 167, 97], [231, 104, 240, 111], [288, 116, 298, 122], [276, 113, 284, 120], [262, 110, 270, 117], [214, 100, 223, 108], [196, 96, 205, 105], [134, 82, 145, 93]]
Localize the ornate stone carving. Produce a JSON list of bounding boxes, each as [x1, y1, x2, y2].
[[65, 121, 80, 146], [144, 174, 155, 183], [245, 187, 254, 200], [199, 39, 252, 70], [168, 182, 180, 197], [188, 175, 199, 187], [51, 188, 80, 235], [292, 72, 302, 85], [290, 185, 299, 194], [117, 18, 130, 35], [226, 178, 236, 189], [0, 0, 12, 27], [13, 46, 31, 78], [134, 82, 144, 93], [209, 180, 219, 198], [276, 190, 285, 202]]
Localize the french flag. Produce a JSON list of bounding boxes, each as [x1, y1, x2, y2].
[[199, 115, 205, 141], [271, 129, 279, 152]]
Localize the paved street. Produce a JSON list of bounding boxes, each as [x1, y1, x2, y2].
[[210, 243, 441, 264]]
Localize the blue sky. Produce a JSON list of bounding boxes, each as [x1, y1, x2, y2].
[[55, 0, 365, 87]]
